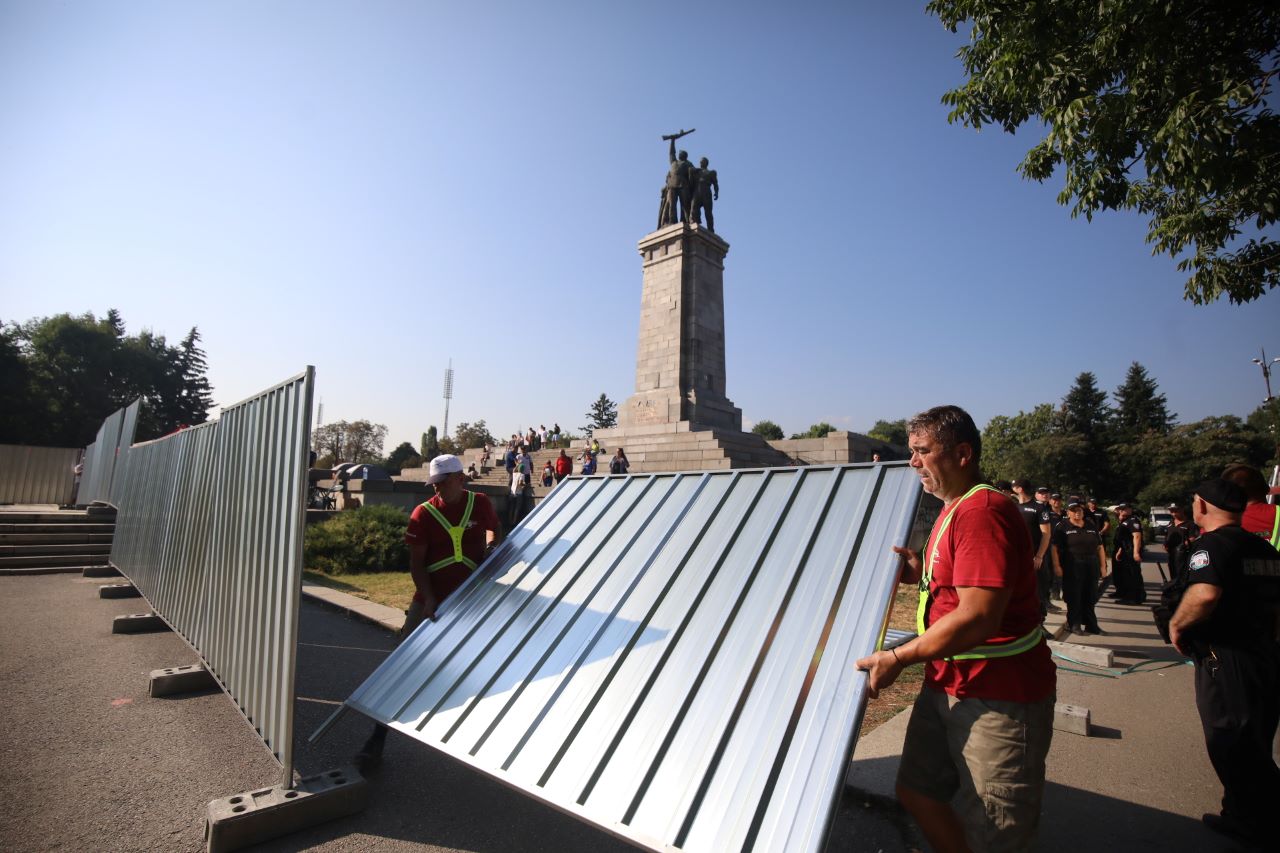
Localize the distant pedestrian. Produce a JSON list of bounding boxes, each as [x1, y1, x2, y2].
[[541, 461, 554, 487], [609, 448, 629, 475], [554, 449, 572, 482]]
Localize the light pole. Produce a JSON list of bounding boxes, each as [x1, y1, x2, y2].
[[1252, 347, 1279, 401]]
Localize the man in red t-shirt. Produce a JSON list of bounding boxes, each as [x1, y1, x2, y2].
[[1223, 463, 1280, 549], [857, 405, 1055, 852], [356, 453, 502, 771], [403, 453, 502, 628]]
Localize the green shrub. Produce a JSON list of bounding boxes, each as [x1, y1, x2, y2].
[[304, 504, 410, 575]]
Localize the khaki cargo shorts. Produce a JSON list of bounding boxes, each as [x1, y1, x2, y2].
[[897, 687, 1054, 852]]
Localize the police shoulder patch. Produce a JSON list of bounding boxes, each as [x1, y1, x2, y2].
[[1188, 550, 1211, 571]]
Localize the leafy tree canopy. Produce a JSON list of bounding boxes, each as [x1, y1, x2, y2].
[[867, 418, 908, 447], [451, 420, 494, 451], [750, 420, 785, 441], [383, 441, 422, 473], [929, 0, 1280, 304], [790, 422, 838, 440], [312, 419, 388, 464], [1, 310, 214, 445]]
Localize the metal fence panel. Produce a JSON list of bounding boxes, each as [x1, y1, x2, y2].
[[336, 462, 921, 852], [110, 370, 313, 782], [0, 444, 80, 505], [77, 400, 139, 506]]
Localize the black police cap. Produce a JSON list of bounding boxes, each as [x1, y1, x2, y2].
[[1194, 478, 1246, 513]]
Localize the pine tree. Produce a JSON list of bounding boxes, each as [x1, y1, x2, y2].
[[1112, 362, 1174, 442], [174, 327, 214, 427], [1060, 372, 1111, 443], [584, 393, 618, 436]]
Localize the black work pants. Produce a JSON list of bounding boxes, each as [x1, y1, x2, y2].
[[1114, 557, 1145, 602], [1063, 560, 1100, 631], [1194, 644, 1280, 828]]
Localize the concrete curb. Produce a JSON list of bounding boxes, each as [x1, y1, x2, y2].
[[300, 582, 404, 634]]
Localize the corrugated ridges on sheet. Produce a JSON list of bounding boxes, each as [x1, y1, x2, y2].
[[344, 463, 920, 852]]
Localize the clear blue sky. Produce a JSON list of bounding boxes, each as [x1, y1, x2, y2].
[[3, 2, 1276, 454]]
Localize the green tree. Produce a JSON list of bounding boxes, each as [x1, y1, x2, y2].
[[1245, 398, 1280, 469], [1131, 415, 1273, 506], [420, 426, 440, 461], [1111, 362, 1174, 442], [383, 441, 421, 473], [928, 1, 1280, 304], [1108, 362, 1175, 497], [1003, 432, 1096, 496], [452, 420, 494, 450], [1060, 372, 1112, 445], [750, 420, 785, 441], [584, 393, 618, 436], [3, 311, 214, 445], [789, 422, 837, 440], [867, 418, 908, 447], [311, 419, 387, 463], [981, 404, 1055, 482]]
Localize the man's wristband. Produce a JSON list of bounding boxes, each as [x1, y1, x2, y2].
[[890, 647, 902, 665]]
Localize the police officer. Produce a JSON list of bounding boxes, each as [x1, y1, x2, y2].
[[1085, 496, 1110, 538], [1164, 504, 1199, 580], [1169, 478, 1280, 846], [1013, 479, 1054, 618], [1051, 498, 1107, 634], [1047, 493, 1066, 601], [1112, 503, 1146, 605]]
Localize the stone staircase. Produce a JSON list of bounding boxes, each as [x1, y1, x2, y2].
[[0, 506, 116, 574], [590, 422, 796, 473]]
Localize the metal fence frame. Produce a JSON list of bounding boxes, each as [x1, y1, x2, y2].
[[0, 444, 81, 505], [108, 369, 314, 784]]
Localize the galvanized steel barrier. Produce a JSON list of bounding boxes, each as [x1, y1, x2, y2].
[[327, 462, 922, 852], [0, 444, 81, 505], [78, 400, 139, 506], [109, 369, 314, 783]]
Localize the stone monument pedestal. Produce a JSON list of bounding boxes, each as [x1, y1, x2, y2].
[[596, 222, 791, 472]]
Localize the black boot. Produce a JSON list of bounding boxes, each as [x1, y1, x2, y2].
[[356, 724, 388, 774]]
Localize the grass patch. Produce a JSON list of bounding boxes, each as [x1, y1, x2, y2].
[[304, 568, 416, 612], [859, 586, 924, 737]]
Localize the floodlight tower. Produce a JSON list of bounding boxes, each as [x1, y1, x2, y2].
[[442, 360, 454, 440]]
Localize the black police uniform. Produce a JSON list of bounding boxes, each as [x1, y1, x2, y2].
[[1113, 515, 1145, 603], [1017, 500, 1051, 617], [1181, 525, 1280, 835], [1052, 519, 1104, 632], [1164, 519, 1199, 580], [1047, 508, 1065, 599]]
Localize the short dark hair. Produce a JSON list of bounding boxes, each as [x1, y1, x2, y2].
[[1221, 463, 1268, 503], [907, 405, 982, 464]]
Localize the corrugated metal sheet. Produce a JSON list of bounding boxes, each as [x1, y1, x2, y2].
[[110, 370, 313, 783], [0, 444, 80, 505], [78, 400, 139, 506], [337, 463, 921, 852]]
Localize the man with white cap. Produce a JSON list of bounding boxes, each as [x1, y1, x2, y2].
[[356, 453, 502, 770]]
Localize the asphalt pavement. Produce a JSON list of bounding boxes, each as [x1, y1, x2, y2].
[[0, 572, 915, 852]]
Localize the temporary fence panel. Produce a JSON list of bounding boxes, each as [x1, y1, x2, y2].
[[109, 369, 313, 783], [333, 462, 921, 853], [77, 400, 139, 506], [0, 444, 80, 505]]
